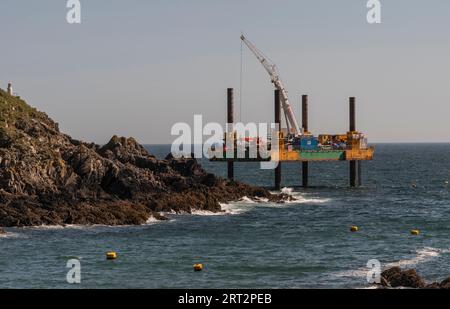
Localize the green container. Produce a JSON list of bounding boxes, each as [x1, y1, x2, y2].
[[300, 150, 345, 161]]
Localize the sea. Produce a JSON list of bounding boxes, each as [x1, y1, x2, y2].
[[1, 144, 450, 288]]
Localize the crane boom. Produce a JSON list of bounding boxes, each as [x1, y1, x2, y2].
[[240, 35, 302, 137]]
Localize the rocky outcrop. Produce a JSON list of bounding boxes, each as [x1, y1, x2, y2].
[[437, 278, 450, 289], [0, 88, 282, 227], [380, 267, 425, 288], [379, 267, 450, 289]]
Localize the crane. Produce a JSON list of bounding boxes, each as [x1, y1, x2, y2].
[[240, 35, 302, 137]]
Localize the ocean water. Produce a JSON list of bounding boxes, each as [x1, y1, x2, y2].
[[1, 144, 450, 288]]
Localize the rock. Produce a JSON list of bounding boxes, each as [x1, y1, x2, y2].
[[381, 267, 426, 288], [98, 135, 154, 165], [381, 267, 450, 289], [440, 278, 450, 289], [380, 276, 391, 288], [425, 282, 441, 289], [0, 87, 283, 227], [389, 269, 426, 288], [202, 173, 219, 187], [381, 267, 402, 284], [0, 128, 12, 148]]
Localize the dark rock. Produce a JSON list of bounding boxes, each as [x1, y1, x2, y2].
[[0, 87, 283, 227], [167, 156, 205, 178], [379, 267, 450, 289], [425, 282, 441, 289], [381, 266, 402, 284], [380, 276, 391, 288], [98, 135, 154, 163], [0, 127, 13, 148], [381, 267, 426, 288], [440, 278, 450, 289], [389, 269, 425, 288], [202, 173, 219, 187]]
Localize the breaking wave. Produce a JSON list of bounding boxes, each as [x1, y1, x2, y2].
[[0, 232, 22, 239], [218, 189, 331, 215], [220, 203, 250, 215], [145, 216, 161, 224], [334, 247, 450, 279], [190, 209, 229, 216], [238, 196, 257, 204], [277, 187, 331, 204], [26, 224, 125, 230], [386, 247, 449, 268]]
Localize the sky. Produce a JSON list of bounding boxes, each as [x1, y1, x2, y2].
[[1, 0, 450, 144]]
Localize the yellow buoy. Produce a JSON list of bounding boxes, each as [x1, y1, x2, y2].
[[106, 252, 118, 260], [193, 263, 203, 272], [411, 230, 420, 236], [350, 226, 359, 232]]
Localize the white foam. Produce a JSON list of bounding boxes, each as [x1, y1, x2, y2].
[[190, 209, 228, 216], [165, 208, 229, 217], [31, 224, 118, 230], [30, 225, 67, 230], [27, 224, 109, 230], [334, 247, 450, 280], [281, 187, 294, 195], [289, 194, 330, 204], [151, 208, 231, 218], [165, 189, 331, 218], [272, 187, 331, 204], [220, 203, 249, 215], [160, 210, 178, 216], [218, 190, 331, 215], [145, 216, 160, 224], [238, 196, 256, 204], [60, 224, 97, 230], [0, 232, 22, 239], [360, 286, 379, 289], [386, 247, 449, 268], [25, 224, 139, 230], [333, 268, 369, 278]]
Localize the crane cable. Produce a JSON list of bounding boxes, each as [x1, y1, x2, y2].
[[239, 38, 243, 123]]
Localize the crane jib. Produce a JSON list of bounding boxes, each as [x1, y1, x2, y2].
[[240, 35, 302, 137]]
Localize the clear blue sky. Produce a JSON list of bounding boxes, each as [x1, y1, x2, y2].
[[1, 0, 450, 143]]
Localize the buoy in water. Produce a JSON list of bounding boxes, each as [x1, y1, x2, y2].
[[193, 263, 203, 271], [350, 226, 359, 232], [411, 230, 420, 236], [106, 252, 118, 260]]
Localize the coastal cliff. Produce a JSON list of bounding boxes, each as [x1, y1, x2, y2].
[[0, 88, 279, 227]]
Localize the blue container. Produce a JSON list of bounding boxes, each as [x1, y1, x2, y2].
[[300, 136, 319, 151]]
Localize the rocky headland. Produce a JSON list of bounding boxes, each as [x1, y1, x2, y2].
[[0, 88, 285, 227]]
